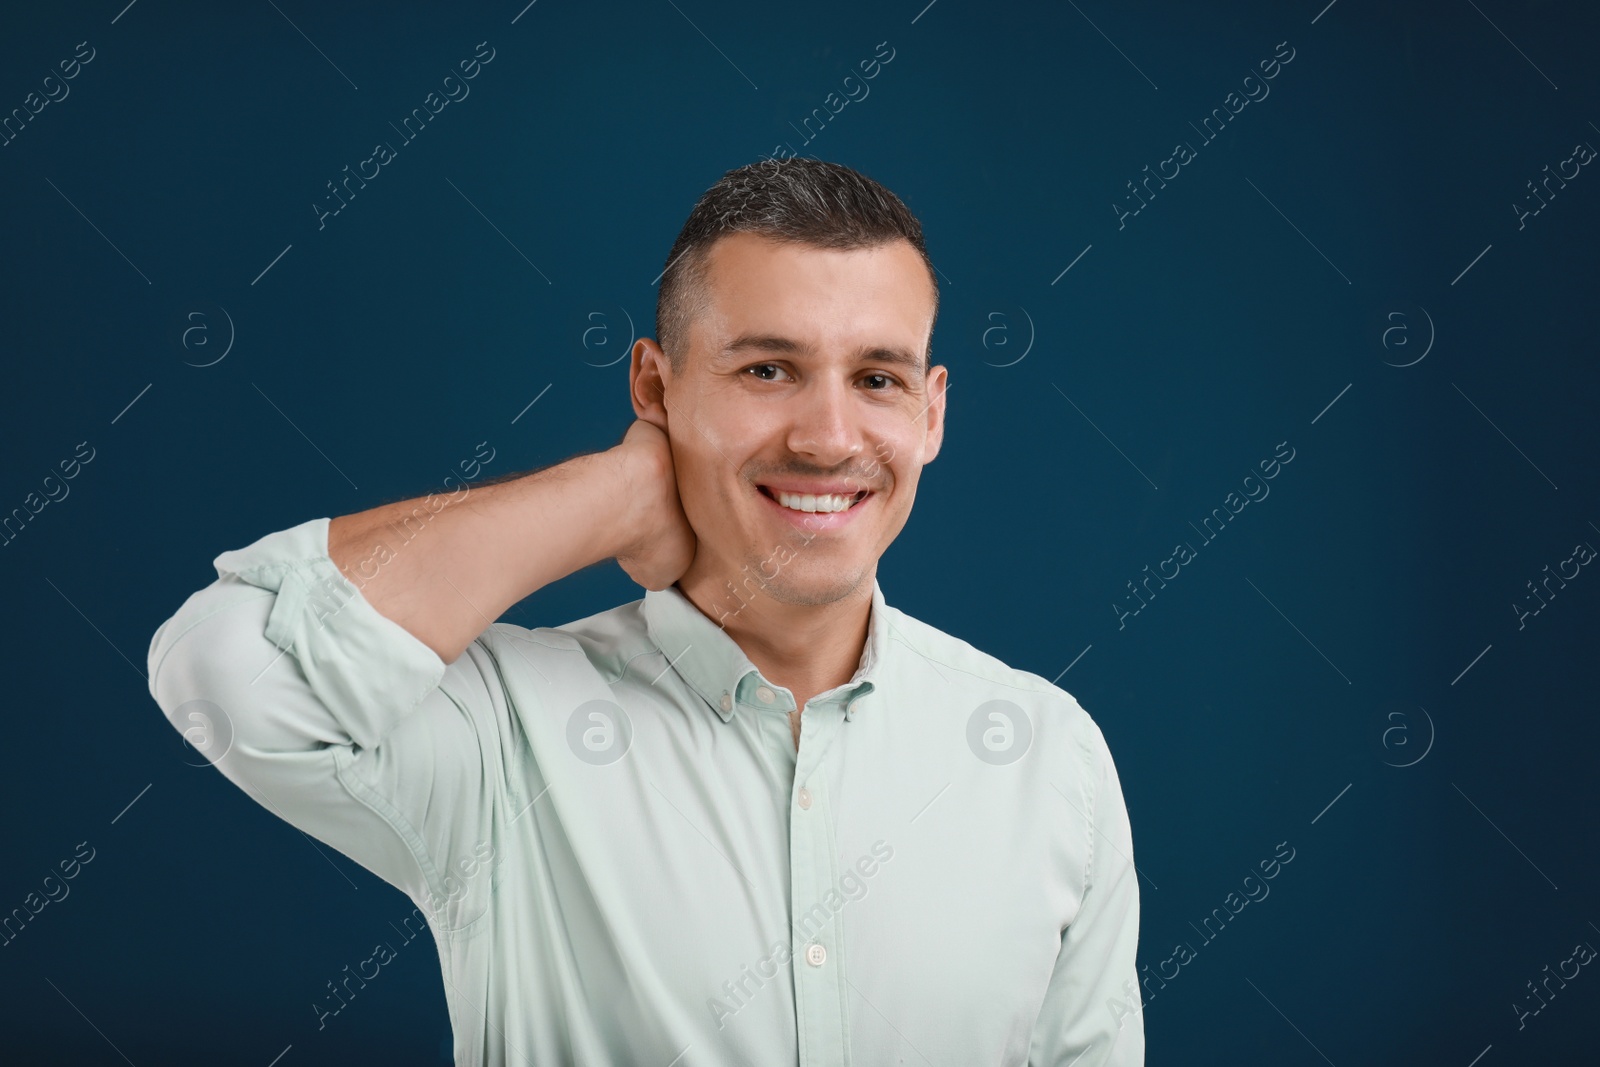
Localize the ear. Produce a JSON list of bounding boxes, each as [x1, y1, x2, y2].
[[920, 365, 949, 464], [629, 337, 671, 431]]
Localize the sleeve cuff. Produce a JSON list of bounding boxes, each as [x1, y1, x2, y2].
[[213, 516, 448, 750]]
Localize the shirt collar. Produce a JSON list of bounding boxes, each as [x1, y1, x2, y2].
[[642, 577, 887, 722]]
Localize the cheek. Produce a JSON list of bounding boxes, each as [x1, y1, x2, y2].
[[876, 457, 920, 520], [674, 451, 744, 536], [676, 467, 720, 528], [875, 433, 917, 488]]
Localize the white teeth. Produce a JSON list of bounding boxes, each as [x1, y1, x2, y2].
[[774, 490, 858, 513]]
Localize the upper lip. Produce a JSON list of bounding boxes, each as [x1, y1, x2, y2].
[[757, 481, 872, 497]]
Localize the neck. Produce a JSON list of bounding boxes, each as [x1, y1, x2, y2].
[[677, 563, 875, 711]]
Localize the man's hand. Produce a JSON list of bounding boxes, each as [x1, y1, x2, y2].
[[612, 419, 698, 591]]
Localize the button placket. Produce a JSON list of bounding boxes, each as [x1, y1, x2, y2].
[[788, 771, 848, 1060]]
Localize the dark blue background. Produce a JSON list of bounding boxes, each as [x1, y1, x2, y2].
[[2, 0, 1596, 1063]]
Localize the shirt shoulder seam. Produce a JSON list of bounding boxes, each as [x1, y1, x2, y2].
[[883, 622, 1059, 697], [1079, 717, 1100, 899]]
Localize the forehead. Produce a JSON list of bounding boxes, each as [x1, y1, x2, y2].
[[690, 232, 935, 356]]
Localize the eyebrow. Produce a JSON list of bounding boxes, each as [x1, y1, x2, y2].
[[717, 333, 926, 378]]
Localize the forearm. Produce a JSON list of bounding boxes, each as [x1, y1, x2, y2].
[[328, 446, 640, 663]]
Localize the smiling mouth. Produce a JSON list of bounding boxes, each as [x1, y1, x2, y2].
[[757, 485, 871, 514]]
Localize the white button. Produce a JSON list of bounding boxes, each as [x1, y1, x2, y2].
[[755, 685, 775, 704], [720, 692, 732, 712], [797, 787, 812, 810], [805, 942, 826, 967]]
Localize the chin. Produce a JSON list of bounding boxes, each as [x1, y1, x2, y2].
[[754, 563, 869, 608]]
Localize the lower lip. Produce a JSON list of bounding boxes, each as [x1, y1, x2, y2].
[[756, 487, 873, 532]]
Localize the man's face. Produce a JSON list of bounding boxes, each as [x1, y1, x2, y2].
[[643, 231, 946, 612]]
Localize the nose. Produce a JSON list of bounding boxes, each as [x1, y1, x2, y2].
[[785, 373, 865, 470]]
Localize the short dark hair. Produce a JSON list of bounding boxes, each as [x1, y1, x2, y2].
[[654, 158, 939, 376]]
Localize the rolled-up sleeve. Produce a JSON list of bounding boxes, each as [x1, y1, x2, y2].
[[147, 517, 512, 931], [1029, 716, 1145, 1065]]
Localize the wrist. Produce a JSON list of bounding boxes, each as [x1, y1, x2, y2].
[[596, 443, 657, 563]]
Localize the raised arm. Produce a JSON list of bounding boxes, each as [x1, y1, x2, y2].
[[146, 419, 694, 928], [328, 419, 695, 663]]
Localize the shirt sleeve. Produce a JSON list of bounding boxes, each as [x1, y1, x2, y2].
[[146, 516, 518, 932], [1028, 713, 1145, 1065]]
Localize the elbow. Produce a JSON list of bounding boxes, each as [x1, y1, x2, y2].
[[147, 577, 293, 768]]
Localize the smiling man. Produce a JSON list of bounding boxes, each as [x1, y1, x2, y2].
[[147, 159, 1144, 1066]]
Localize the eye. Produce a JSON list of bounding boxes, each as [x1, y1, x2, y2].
[[745, 363, 791, 381], [862, 373, 898, 391]]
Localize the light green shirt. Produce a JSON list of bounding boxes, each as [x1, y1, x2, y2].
[[147, 517, 1144, 1065]]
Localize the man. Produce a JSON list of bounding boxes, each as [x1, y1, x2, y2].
[[148, 158, 1144, 1065]]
